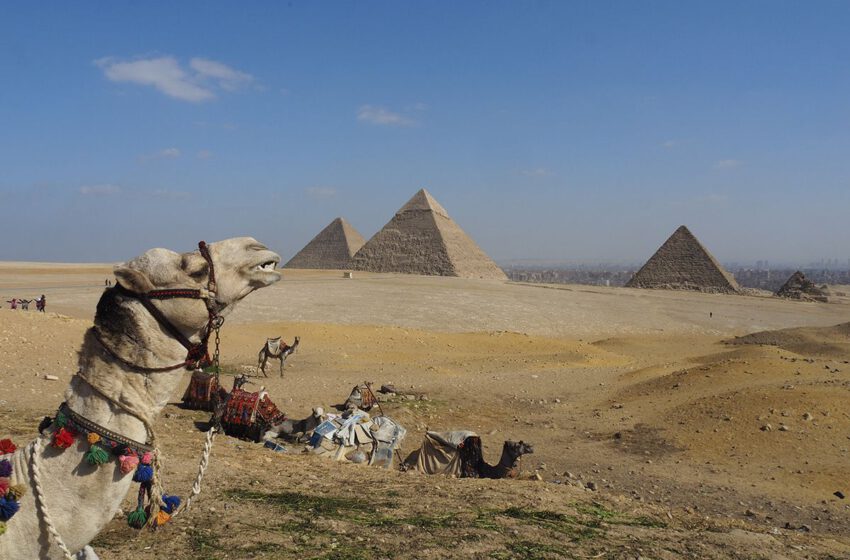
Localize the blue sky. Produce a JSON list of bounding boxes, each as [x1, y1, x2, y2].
[[1, 2, 849, 265]]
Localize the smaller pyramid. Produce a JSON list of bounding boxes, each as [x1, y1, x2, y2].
[[284, 217, 366, 270], [626, 226, 740, 294], [352, 188, 506, 280], [776, 271, 828, 302]]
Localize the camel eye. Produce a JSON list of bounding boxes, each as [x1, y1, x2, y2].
[[181, 256, 209, 278]]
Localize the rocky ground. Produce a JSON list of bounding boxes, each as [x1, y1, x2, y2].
[[1, 264, 849, 559]]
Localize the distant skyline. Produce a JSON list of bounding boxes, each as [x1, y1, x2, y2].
[[1, 2, 849, 265]]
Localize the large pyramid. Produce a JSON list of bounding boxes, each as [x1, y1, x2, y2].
[[284, 217, 366, 270], [626, 225, 740, 294], [351, 189, 506, 280]]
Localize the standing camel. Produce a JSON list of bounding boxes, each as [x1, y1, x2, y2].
[[0, 237, 281, 559], [256, 336, 299, 377]]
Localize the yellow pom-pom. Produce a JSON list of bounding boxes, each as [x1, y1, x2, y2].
[[7, 484, 27, 501], [87, 433, 101, 445]]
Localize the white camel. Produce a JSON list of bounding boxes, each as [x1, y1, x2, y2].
[[0, 237, 280, 559]]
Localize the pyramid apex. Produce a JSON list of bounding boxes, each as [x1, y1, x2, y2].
[[398, 188, 450, 218]]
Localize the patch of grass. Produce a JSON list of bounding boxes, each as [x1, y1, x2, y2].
[[575, 501, 666, 529], [225, 488, 395, 518], [188, 527, 225, 560], [502, 540, 577, 560], [366, 512, 460, 529], [497, 507, 597, 541]]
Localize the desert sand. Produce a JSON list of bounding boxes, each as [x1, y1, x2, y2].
[[1, 265, 849, 559]]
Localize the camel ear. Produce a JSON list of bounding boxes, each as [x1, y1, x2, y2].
[[114, 265, 156, 294]]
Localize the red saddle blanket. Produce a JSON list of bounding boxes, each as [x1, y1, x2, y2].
[[222, 388, 286, 427], [182, 371, 222, 411]]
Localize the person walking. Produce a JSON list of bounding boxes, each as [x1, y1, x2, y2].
[[36, 294, 46, 312]]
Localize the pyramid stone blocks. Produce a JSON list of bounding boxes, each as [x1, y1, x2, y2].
[[626, 226, 740, 294], [352, 189, 506, 280], [284, 217, 366, 270]]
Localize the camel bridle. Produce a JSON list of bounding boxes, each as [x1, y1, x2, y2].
[[94, 240, 225, 373], [30, 241, 229, 559]]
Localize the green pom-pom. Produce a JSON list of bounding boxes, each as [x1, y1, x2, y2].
[[127, 508, 147, 529], [85, 444, 110, 466], [0, 521, 6, 535], [54, 412, 67, 428]]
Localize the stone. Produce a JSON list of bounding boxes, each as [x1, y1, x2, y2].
[[285, 217, 366, 270], [834, 491, 845, 499], [585, 481, 597, 491], [351, 188, 506, 279], [625, 225, 740, 293], [775, 271, 828, 302]]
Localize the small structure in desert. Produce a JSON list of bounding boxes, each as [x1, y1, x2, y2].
[[352, 188, 506, 280], [776, 271, 828, 302], [284, 217, 366, 270], [626, 225, 740, 294]]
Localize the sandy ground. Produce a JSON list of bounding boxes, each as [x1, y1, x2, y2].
[[1, 265, 849, 559]]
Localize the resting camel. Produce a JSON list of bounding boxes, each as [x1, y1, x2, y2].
[[256, 336, 299, 377], [473, 440, 534, 479], [0, 237, 280, 559]]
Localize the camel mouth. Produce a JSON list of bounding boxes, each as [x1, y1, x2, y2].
[[244, 253, 282, 285]]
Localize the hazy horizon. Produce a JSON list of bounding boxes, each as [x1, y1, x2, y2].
[[2, 3, 848, 265]]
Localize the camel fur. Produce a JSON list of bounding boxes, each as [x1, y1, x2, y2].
[[0, 237, 280, 559]]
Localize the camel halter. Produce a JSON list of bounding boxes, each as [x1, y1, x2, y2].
[[29, 241, 225, 559], [93, 240, 225, 373]]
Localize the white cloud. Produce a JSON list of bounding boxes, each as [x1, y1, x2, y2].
[[306, 186, 337, 199], [521, 168, 553, 177], [714, 159, 742, 169], [189, 57, 254, 91], [95, 55, 254, 102], [138, 147, 181, 162], [661, 140, 678, 149], [357, 105, 416, 127], [196, 150, 213, 160], [79, 184, 121, 196]]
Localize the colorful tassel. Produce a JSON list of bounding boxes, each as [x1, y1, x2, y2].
[[127, 508, 147, 529], [118, 454, 140, 475], [0, 439, 15, 455], [0, 496, 20, 522], [85, 444, 110, 466], [140, 451, 153, 465], [0, 479, 8, 496], [153, 510, 172, 527], [0, 461, 10, 477], [87, 432, 101, 445], [52, 428, 75, 449], [54, 412, 67, 428], [161, 494, 181, 514], [7, 484, 26, 501], [0, 521, 5, 535], [133, 464, 153, 483]]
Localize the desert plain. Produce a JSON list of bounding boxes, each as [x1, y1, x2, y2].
[[1, 263, 849, 559]]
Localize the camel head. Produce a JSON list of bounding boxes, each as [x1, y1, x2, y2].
[[505, 440, 534, 460], [112, 237, 280, 336]]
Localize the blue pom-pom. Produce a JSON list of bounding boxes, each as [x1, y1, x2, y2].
[[132, 464, 153, 483], [0, 497, 20, 521], [161, 494, 181, 514], [0, 460, 11, 478]]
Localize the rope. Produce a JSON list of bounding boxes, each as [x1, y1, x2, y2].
[[29, 438, 74, 560]]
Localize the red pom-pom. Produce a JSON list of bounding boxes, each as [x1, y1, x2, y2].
[[52, 428, 76, 449], [0, 440, 15, 455]]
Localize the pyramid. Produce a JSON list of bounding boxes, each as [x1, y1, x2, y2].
[[776, 271, 828, 302], [626, 225, 740, 294], [351, 189, 506, 280], [284, 217, 366, 270]]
